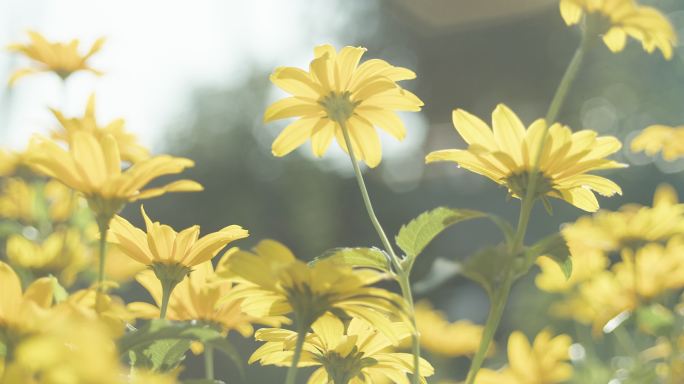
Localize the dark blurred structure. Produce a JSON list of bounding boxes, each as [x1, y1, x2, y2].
[[134, 0, 684, 381]]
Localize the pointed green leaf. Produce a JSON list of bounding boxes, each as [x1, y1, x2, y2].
[[396, 207, 486, 260], [310, 247, 390, 272], [527, 233, 572, 279], [144, 338, 191, 372], [118, 320, 222, 355], [461, 244, 511, 297]]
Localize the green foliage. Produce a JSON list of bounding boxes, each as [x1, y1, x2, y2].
[[636, 304, 675, 336], [526, 232, 572, 279], [118, 320, 222, 355], [204, 338, 247, 382], [310, 247, 390, 272], [461, 244, 511, 297], [130, 338, 192, 372]]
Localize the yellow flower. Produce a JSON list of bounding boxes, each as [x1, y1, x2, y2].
[[426, 104, 624, 212], [109, 206, 248, 269], [0, 178, 79, 224], [27, 131, 202, 220], [55, 287, 134, 337], [128, 258, 263, 337], [2, 317, 123, 384], [8, 30, 105, 85], [559, 0, 676, 59], [51, 94, 150, 163], [0, 148, 38, 177], [0, 261, 54, 338], [536, 248, 608, 293], [631, 124, 684, 161], [475, 330, 572, 384], [414, 300, 490, 357], [6, 230, 88, 286], [250, 314, 434, 384], [562, 184, 684, 251], [264, 44, 423, 167], [221, 240, 404, 338]]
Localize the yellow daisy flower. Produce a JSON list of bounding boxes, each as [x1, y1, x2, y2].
[[8, 30, 105, 85], [562, 184, 684, 251], [51, 94, 150, 163], [109, 205, 248, 318], [414, 301, 490, 357], [475, 330, 572, 384], [250, 314, 434, 384], [128, 259, 264, 337], [559, 0, 676, 59], [0, 261, 54, 339], [6, 229, 89, 287], [426, 104, 624, 212], [27, 131, 202, 220], [264, 44, 423, 167], [615, 238, 684, 300], [220, 239, 404, 339], [631, 124, 684, 161]]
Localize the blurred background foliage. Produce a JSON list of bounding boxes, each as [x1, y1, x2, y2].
[[2, 0, 684, 382]]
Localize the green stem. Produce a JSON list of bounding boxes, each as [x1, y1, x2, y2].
[[96, 218, 110, 292], [284, 324, 307, 384], [159, 279, 176, 320], [465, 276, 513, 384], [205, 345, 215, 381], [397, 271, 422, 383], [339, 121, 421, 383]]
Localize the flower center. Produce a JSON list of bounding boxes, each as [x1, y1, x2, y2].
[[319, 91, 357, 124], [317, 347, 377, 384], [505, 171, 555, 199], [286, 284, 334, 329]]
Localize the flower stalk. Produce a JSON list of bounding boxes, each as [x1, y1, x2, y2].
[[284, 320, 309, 384], [205, 345, 215, 381], [339, 121, 422, 384], [464, 18, 596, 383], [151, 263, 191, 319]]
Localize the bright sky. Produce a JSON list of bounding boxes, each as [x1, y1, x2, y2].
[[0, 0, 374, 150]]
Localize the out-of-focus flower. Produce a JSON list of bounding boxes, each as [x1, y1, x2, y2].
[[0, 261, 53, 338], [631, 125, 684, 161], [55, 287, 134, 337], [559, 0, 676, 59], [129, 258, 266, 337], [0, 179, 79, 225], [51, 94, 150, 163], [426, 104, 624, 212], [265, 44, 423, 167], [250, 313, 434, 384], [0, 148, 39, 177], [414, 300, 490, 357], [475, 330, 572, 384], [6, 229, 89, 286], [221, 239, 404, 339], [7, 31, 105, 85], [28, 131, 202, 220], [1, 317, 123, 384], [536, 248, 608, 293], [563, 184, 684, 252], [99, 243, 146, 283]]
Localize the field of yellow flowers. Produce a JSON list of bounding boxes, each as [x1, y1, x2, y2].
[[1, 1, 683, 383]]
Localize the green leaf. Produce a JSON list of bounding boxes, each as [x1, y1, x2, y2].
[[205, 338, 246, 382], [636, 304, 675, 336], [461, 244, 511, 297], [310, 247, 390, 271], [49, 275, 69, 303], [526, 233, 572, 279], [143, 339, 191, 372], [396, 207, 486, 264], [118, 320, 222, 355]]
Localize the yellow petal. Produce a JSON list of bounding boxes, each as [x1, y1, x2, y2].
[[263, 97, 321, 123], [603, 27, 627, 52], [492, 104, 525, 163], [271, 117, 318, 157], [452, 109, 496, 148]]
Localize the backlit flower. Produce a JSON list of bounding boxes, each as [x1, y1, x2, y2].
[[221, 240, 404, 339], [475, 330, 572, 384], [250, 314, 434, 384], [414, 300, 489, 357], [426, 104, 624, 212], [129, 258, 265, 336], [0, 261, 54, 339], [27, 131, 202, 220], [0, 178, 79, 224], [559, 0, 676, 59], [8, 30, 105, 85], [631, 124, 684, 161], [51, 94, 150, 163], [265, 44, 423, 167]]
